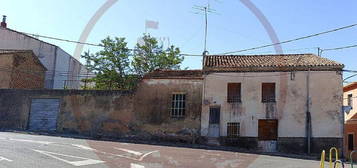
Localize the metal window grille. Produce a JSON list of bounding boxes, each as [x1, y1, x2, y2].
[[227, 83, 241, 103], [171, 94, 186, 118], [262, 83, 276, 102], [227, 122, 240, 137]]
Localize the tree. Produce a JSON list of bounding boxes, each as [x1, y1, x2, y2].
[[132, 34, 184, 76], [82, 35, 184, 90], [82, 37, 137, 90]]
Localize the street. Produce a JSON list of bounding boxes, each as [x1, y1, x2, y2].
[[0, 132, 330, 168]]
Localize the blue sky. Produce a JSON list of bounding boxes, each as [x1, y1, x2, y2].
[[1, 0, 357, 82]]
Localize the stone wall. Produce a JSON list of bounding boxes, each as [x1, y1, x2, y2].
[[0, 78, 203, 143]]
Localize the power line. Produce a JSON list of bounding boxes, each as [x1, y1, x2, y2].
[[218, 23, 357, 55], [22, 32, 103, 47], [180, 47, 319, 57], [322, 44, 357, 52]]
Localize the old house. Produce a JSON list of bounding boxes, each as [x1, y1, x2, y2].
[[0, 50, 46, 89], [134, 69, 203, 142], [343, 82, 357, 158], [0, 16, 86, 89], [201, 54, 344, 154]]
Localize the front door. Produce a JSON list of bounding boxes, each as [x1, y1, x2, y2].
[[208, 107, 220, 137]]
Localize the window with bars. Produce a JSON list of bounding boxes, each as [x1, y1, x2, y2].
[[227, 83, 241, 103], [262, 83, 276, 102], [227, 122, 240, 137], [171, 93, 186, 118]]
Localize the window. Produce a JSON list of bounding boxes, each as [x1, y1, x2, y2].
[[227, 122, 240, 137], [348, 133, 354, 150], [262, 83, 276, 102], [171, 93, 186, 118], [348, 94, 353, 108], [227, 83, 241, 103]]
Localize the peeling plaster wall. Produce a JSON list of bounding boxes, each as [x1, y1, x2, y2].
[[201, 71, 343, 138], [134, 79, 203, 141], [0, 78, 203, 142]]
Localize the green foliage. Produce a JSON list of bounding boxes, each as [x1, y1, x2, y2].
[[82, 35, 183, 90], [132, 34, 183, 76], [82, 37, 137, 90]]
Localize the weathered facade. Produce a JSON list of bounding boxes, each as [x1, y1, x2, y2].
[[343, 82, 357, 159], [0, 50, 46, 89], [0, 70, 203, 143], [201, 54, 344, 154], [0, 17, 85, 89]]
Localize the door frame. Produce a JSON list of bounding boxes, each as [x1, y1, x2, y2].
[[27, 97, 61, 131], [208, 106, 221, 137]]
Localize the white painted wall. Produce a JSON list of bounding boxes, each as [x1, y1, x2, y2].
[[343, 87, 357, 121], [0, 27, 83, 89], [201, 71, 343, 138]]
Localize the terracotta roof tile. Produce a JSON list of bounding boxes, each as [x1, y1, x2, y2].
[[143, 69, 203, 79], [204, 54, 344, 72]]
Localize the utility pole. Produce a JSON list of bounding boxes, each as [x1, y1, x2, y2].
[[317, 47, 323, 56]]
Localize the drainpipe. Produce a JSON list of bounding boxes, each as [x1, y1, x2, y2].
[[306, 69, 311, 154], [340, 71, 345, 158]]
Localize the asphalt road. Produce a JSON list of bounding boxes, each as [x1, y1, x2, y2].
[[0, 132, 332, 168]]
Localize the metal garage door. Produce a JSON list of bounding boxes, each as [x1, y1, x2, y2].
[[28, 99, 60, 131]]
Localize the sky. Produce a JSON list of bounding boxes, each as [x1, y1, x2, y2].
[[1, 0, 357, 82]]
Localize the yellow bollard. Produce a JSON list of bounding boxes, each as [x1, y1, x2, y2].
[[320, 150, 326, 168], [329, 147, 339, 168]]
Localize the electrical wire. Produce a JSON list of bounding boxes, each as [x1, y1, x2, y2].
[[218, 23, 357, 55], [23, 32, 103, 47], [322, 44, 357, 52]]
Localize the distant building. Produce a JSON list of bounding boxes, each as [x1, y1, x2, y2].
[[0, 16, 86, 89], [201, 54, 344, 154], [343, 82, 357, 159], [0, 50, 46, 89]]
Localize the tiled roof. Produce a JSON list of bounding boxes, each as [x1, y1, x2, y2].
[[204, 54, 344, 72], [143, 69, 203, 79], [344, 82, 357, 92]]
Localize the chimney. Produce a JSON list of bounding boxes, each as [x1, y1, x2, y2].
[[1, 15, 7, 28]]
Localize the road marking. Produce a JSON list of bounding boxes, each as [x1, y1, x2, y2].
[[139, 151, 158, 161], [0, 156, 13, 162], [33, 149, 105, 166], [131, 163, 145, 168], [8, 138, 53, 145], [72, 144, 96, 151], [114, 147, 143, 156]]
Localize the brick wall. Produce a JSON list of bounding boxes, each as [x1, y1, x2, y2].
[[9, 52, 46, 89]]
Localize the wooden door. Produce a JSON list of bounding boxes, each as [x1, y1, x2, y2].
[[258, 119, 278, 140]]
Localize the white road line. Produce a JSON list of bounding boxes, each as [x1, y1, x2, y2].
[[114, 147, 143, 156], [72, 144, 96, 151], [0, 156, 13, 162], [8, 138, 53, 145], [33, 149, 105, 166], [139, 151, 159, 161], [131, 163, 145, 168]]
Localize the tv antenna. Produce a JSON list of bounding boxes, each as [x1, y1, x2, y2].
[[192, 1, 219, 56]]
